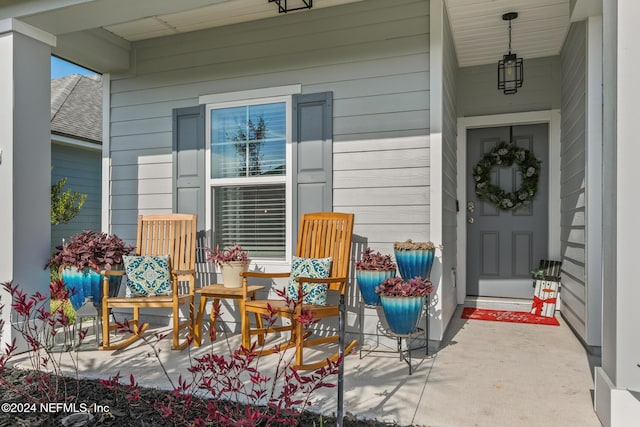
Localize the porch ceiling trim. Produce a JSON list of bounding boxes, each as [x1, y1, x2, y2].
[[0, 18, 55, 47]]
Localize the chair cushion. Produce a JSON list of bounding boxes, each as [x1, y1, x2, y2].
[[123, 255, 172, 297], [286, 256, 332, 306]]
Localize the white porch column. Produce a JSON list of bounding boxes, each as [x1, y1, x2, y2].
[[595, 0, 640, 426], [0, 19, 55, 348]]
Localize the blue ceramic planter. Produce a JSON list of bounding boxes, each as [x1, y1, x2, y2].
[[394, 248, 435, 280], [61, 267, 122, 310], [356, 269, 396, 306], [380, 295, 425, 335]]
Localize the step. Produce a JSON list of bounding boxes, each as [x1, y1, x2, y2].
[[464, 296, 533, 312]]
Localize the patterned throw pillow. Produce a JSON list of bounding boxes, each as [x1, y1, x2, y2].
[[123, 255, 172, 297], [285, 256, 332, 306]]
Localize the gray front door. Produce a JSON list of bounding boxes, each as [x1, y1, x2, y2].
[[466, 124, 549, 298]]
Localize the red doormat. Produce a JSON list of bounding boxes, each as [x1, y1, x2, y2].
[[461, 307, 560, 326]]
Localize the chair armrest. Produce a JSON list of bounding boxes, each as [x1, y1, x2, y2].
[[295, 276, 348, 293], [241, 271, 290, 279], [100, 269, 126, 277], [294, 276, 346, 284]]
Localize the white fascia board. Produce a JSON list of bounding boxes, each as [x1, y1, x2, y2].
[[54, 28, 129, 74], [51, 134, 101, 151], [571, 0, 603, 22], [0, 18, 55, 46]]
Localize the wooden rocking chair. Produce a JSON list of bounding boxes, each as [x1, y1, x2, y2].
[[100, 214, 196, 350], [240, 212, 357, 370]]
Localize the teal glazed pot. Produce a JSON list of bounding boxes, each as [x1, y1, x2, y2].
[[380, 295, 426, 335], [356, 269, 396, 306], [394, 248, 435, 280], [61, 267, 122, 310]]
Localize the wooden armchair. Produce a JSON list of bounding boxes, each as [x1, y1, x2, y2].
[[100, 214, 197, 350], [241, 212, 357, 370]]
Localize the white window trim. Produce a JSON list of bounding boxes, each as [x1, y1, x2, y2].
[[205, 95, 294, 267]]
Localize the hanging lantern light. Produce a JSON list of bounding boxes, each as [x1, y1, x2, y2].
[[497, 12, 524, 95], [268, 0, 312, 14]]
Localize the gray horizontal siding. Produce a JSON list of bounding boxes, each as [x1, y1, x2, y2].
[[108, 0, 431, 251], [560, 21, 587, 341], [457, 56, 562, 118], [51, 142, 102, 250]]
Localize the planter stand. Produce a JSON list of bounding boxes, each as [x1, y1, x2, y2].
[[358, 296, 431, 375], [73, 296, 100, 348]]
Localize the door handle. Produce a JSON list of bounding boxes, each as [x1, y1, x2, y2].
[[467, 217, 474, 224]]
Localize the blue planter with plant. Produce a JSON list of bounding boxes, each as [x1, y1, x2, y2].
[[47, 230, 133, 310], [376, 277, 434, 335], [355, 248, 397, 306], [393, 240, 437, 280], [60, 267, 124, 310]]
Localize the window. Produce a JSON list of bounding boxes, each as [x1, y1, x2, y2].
[[206, 97, 291, 260]]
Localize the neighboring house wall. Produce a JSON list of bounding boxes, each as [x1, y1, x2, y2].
[[50, 73, 103, 252], [440, 5, 458, 333], [109, 0, 431, 255], [457, 56, 562, 118], [559, 21, 587, 343], [51, 142, 102, 250]]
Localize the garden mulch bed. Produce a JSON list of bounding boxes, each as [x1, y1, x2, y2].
[[0, 368, 412, 427]]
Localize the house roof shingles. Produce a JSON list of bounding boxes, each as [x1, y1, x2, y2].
[[50, 74, 102, 144]]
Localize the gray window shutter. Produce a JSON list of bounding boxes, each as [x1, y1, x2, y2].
[[172, 105, 210, 285], [292, 92, 333, 238], [172, 105, 205, 227]]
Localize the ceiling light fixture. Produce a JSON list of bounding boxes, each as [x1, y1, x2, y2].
[[269, 0, 312, 14], [497, 12, 523, 95]]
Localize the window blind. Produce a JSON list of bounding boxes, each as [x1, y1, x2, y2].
[[213, 184, 286, 258]]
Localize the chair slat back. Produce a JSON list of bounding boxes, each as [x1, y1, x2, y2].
[[136, 214, 197, 275], [295, 212, 354, 292]]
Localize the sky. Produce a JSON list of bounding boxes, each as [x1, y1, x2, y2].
[[51, 56, 96, 79]]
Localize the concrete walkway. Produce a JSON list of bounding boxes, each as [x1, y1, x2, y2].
[[12, 305, 602, 426]]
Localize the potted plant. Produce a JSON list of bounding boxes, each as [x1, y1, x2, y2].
[[46, 230, 134, 310], [376, 277, 434, 335], [355, 248, 396, 306], [207, 243, 250, 288], [393, 240, 439, 280]]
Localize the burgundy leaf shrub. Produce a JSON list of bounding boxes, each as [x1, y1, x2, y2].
[[46, 230, 134, 273], [206, 243, 249, 266], [375, 276, 434, 297], [355, 247, 396, 271]]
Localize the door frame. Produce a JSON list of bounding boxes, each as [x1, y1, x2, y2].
[[456, 110, 561, 304]]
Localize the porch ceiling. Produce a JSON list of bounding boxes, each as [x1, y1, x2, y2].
[[16, 0, 365, 42], [12, 0, 580, 70], [445, 0, 571, 67], [101, 0, 366, 41]]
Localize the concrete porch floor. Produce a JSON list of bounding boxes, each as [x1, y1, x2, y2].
[[12, 305, 602, 426]]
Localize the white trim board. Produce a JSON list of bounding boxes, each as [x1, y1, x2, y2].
[[429, 0, 444, 342], [0, 18, 56, 47], [101, 74, 111, 233], [456, 110, 562, 304], [52, 135, 101, 151]]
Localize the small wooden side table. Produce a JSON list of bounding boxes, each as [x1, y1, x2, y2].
[[194, 284, 265, 347]]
